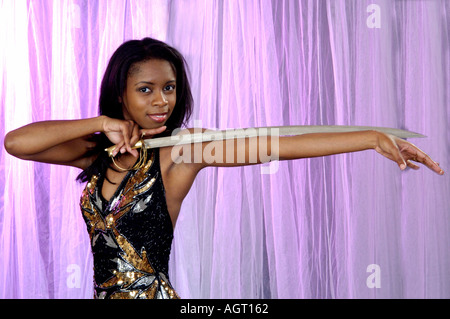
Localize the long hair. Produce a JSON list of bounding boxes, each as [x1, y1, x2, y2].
[[77, 38, 193, 183]]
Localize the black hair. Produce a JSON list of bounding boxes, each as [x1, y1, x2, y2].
[[76, 37, 193, 183]]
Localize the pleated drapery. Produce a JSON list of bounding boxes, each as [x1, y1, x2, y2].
[[1, 0, 449, 298]]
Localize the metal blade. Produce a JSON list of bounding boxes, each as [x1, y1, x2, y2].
[[143, 125, 426, 149]]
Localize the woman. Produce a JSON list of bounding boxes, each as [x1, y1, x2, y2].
[[3, 38, 444, 299]]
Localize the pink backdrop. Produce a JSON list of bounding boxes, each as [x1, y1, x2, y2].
[[1, 0, 449, 298]]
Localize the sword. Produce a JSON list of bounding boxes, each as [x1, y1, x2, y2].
[[105, 125, 425, 155], [142, 125, 425, 149]]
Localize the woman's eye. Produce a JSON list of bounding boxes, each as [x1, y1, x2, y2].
[[139, 87, 151, 93], [164, 85, 176, 92]]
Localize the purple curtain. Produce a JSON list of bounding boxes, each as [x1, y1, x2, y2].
[[1, 0, 449, 299]]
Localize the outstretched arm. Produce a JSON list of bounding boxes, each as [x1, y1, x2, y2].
[[165, 128, 443, 175], [276, 130, 443, 174]]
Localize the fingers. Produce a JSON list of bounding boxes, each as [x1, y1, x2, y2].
[[408, 152, 444, 175], [110, 123, 167, 158], [117, 122, 142, 157], [108, 120, 137, 157], [396, 153, 407, 171], [397, 139, 444, 175], [387, 136, 407, 170], [118, 120, 133, 155], [128, 123, 140, 157], [406, 160, 420, 170], [111, 141, 124, 157], [139, 126, 167, 139]]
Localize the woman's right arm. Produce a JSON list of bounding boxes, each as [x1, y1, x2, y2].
[[3, 115, 146, 170], [3, 116, 107, 169]]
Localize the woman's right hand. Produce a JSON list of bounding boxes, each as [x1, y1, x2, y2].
[[101, 116, 166, 157]]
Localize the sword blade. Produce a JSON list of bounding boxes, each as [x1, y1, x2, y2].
[[143, 125, 425, 149]]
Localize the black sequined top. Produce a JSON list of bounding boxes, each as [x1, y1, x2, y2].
[[80, 149, 179, 299]]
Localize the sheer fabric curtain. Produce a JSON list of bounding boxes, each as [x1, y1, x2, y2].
[[0, 0, 449, 299]]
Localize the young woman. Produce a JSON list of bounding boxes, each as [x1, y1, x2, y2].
[[3, 38, 444, 299]]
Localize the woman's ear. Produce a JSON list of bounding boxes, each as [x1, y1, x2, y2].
[[118, 96, 123, 103]]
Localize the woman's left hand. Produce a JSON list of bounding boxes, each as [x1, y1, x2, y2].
[[374, 132, 444, 175]]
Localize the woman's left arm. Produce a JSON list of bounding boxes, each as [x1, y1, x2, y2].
[[157, 128, 444, 175], [275, 130, 443, 174]]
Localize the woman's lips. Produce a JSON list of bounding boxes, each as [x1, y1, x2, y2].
[[148, 113, 168, 123]]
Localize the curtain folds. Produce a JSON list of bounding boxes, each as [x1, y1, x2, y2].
[[0, 0, 449, 298]]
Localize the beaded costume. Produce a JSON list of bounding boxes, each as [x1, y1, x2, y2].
[[80, 149, 179, 299]]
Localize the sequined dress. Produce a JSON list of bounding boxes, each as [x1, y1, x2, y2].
[[80, 149, 179, 299]]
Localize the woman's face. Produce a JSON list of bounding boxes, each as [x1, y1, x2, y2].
[[121, 59, 177, 129]]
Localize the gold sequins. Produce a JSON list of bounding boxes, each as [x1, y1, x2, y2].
[[81, 150, 178, 299]]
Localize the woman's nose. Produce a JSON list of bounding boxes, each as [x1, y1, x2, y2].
[[152, 90, 168, 106]]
